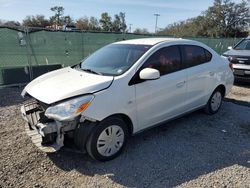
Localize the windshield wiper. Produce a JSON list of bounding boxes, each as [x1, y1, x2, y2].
[[81, 68, 103, 75]]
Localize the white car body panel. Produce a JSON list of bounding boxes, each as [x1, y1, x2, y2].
[[22, 67, 113, 104], [82, 39, 234, 133], [135, 69, 187, 129], [115, 38, 182, 45], [82, 75, 138, 131], [185, 57, 220, 110], [22, 38, 234, 135]]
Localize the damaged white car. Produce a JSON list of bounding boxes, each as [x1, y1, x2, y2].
[[21, 38, 234, 161]]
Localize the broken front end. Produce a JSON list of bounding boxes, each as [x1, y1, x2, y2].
[[20, 95, 95, 152]]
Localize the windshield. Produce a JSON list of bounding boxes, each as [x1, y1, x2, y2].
[[80, 44, 152, 76], [234, 39, 250, 50]]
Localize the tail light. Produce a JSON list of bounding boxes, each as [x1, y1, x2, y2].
[[229, 63, 234, 71]]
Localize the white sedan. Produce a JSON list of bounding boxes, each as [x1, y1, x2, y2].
[[21, 38, 234, 161]]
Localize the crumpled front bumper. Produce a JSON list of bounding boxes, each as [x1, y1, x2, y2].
[[21, 101, 65, 153]]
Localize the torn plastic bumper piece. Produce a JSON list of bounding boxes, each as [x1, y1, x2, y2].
[[21, 101, 64, 153]]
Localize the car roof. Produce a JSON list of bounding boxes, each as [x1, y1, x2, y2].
[[115, 37, 191, 45]]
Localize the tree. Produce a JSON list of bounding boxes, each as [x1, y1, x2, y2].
[[159, 16, 210, 37], [205, 0, 249, 37], [22, 15, 49, 27], [119, 12, 127, 33], [76, 16, 100, 31], [63, 15, 74, 25], [50, 6, 64, 25], [112, 14, 121, 32], [159, 0, 249, 37], [112, 12, 127, 32], [89, 16, 100, 31], [2, 21, 21, 27], [99, 12, 112, 31], [76, 17, 89, 30], [134, 28, 150, 34]]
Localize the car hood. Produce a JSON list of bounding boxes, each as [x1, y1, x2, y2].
[[223, 49, 250, 57], [22, 67, 113, 104]]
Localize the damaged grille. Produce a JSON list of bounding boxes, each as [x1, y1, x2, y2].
[[22, 99, 57, 146], [22, 99, 52, 130]]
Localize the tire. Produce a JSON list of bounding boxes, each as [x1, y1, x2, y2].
[[74, 121, 96, 152], [86, 117, 128, 161], [204, 88, 223, 114]]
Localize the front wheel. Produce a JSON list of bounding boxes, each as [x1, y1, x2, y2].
[[204, 88, 223, 114], [86, 117, 128, 161]]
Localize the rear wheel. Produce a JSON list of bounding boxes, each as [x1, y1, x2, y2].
[[86, 117, 128, 161], [204, 88, 223, 114]]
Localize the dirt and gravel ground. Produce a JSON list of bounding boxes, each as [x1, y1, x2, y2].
[[0, 83, 249, 188]]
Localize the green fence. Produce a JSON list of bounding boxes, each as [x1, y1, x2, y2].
[[0, 26, 241, 86]]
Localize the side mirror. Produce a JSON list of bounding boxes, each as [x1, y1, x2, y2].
[[228, 46, 233, 50], [139, 68, 160, 80]]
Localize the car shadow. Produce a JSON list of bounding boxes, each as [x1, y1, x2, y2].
[[224, 97, 250, 107], [47, 103, 250, 187]]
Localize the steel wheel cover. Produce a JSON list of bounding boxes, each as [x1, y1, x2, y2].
[[97, 125, 125, 157], [211, 91, 222, 111]]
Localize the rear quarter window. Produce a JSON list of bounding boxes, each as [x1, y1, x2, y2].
[[205, 49, 212, 62], [182, 45, 212, 68]]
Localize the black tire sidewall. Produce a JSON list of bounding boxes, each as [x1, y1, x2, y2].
[[86, 117, 128, 161]]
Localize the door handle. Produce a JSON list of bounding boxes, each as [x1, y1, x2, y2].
[[176, 81, 186, 88]]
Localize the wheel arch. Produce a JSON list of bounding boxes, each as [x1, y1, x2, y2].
[[215, 84, 226, 97], [103, 113, 134, 136]]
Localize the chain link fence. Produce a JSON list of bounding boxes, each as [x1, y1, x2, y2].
[[0, 26, 242, 86]]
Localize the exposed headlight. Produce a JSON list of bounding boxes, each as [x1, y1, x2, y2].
[[45, 95, 94, 121]]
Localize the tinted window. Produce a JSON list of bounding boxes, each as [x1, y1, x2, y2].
[[205, 49, 212, 62], [182, 45, 211, 68], [142, 46, 181, 76]]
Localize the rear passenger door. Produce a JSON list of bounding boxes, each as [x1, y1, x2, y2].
[[181, 45, 213, 110]]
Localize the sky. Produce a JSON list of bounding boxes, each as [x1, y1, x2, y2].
[[0, 0, 246, 32]]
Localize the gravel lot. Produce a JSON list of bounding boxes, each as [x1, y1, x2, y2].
[[0, 84, 249, 188]]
